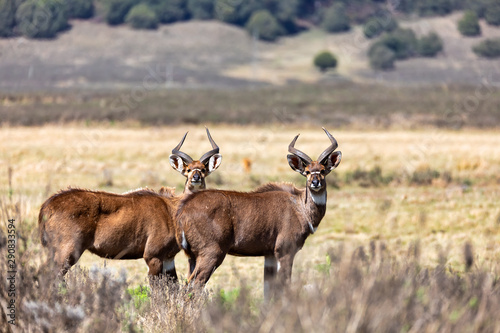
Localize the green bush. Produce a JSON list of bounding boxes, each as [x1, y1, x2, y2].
[[396, 0, 416, 13], [313, 51, 338, 72], [378, 28, 418, 60], [368, 44, 396, 70], [270, 0, 299, 34], [214, 0, 260, 25], [187, 0, 214, 20], [245, 9, 284, 41], [16, 0, 69, 38], [462, 0, 488, 17], [0, 0, 16, 37], [417, 32, 443, 56], [417, 0, 453, 16], [66, 0, 94, 19], [458, 10, 481, 36], [145, 0, 187, 23], [485, 0, 500, 26], [105, 0, 138, 25], [363, 14, 398, 39], [126, 3, 159, 29], [321, 3, 350, 33], [214, 0, 243, 24], [473, 38, 500, 58]]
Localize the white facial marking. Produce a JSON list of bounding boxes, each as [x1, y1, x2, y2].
[[162, 260, 175, 275], [277, 261, 281, 272], [310, 191, 326, 206], [181, 231, 188, 250]]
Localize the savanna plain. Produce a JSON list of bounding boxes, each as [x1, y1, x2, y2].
[[2, 117, 500, 331]]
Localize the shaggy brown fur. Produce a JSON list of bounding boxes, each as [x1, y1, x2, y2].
[[39, 187, 181, 279]]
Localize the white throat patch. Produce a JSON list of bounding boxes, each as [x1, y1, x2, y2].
[[310, 191, 326, 206]]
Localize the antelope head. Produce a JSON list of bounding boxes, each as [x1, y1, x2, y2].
[[169, 128, 222, 193], [287, 128, 342, 199]]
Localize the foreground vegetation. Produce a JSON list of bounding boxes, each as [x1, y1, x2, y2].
[[1, 125, 500, 331]]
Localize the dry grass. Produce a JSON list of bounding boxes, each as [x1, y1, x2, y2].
[[2, 125, 500, 331], [1, 125, 500, 296]]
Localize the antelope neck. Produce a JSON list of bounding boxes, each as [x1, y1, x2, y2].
[[303, 187, 327, 234]]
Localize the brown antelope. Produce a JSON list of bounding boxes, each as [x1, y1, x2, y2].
[[38, 129, 221, 281], [176, 128, 341, 297]]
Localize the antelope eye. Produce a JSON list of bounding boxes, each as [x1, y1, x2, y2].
[[320, 170, 325, 175], [187, 169, 191, 173], [305, 171, 311, 175], [202, 168, 206, 173]]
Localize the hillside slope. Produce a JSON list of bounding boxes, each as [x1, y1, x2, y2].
[[1, 14, 500, 91]]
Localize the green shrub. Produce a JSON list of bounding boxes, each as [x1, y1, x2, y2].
[[0, 0, 16, 37], [214, 0, 243, 24], [417, 0, 453, 16], [363, 14, 398, 39], [396, 0, 416, 13], [368, 44, 396, 70], [105, 0, 138, 25], [270, 0, 299, 34], [417, 32, 443, 56], [146, 0, 187, 23], [462, 0, 488, 17], [187, 0, 214, 20], [16, 0, 69, 38], [321, 3, 350, 33], [66, 0, 94, 19], [473, 38, 500, 58], [313, 51, 338, 72], [245, 9, 284, 41], [409, 167, 441, 185], [126, 3, 159, 29], [458, 10, 481, 36], [378, 28, 418, 60], [485, 0, 500, 26]]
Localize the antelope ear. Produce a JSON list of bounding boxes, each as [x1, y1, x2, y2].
[[287, 154, 307, 176], [206, 154, 222, 174], [169, 154, 186, 174], [323, 151, 342, 174]]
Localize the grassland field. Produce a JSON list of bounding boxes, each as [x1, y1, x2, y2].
[[2, 124, 500, 299]]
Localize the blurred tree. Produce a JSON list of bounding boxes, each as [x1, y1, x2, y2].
[[0, 0, 16, 37], [378, 28, 418, 59], [16, 0, 69, 38], [458, 10, 481, 36], [66, 0, 94, 19], [126, 3, 159, 29], [473, 38, 500, 58], [461, 0, 488, 17], [417, 32, 444, 56], [105, 0, 139, 25], [369, 44, 396, 70], [214, 0, 259, 25], [245, 9, 284, 41], [187, 0, 214, 20], [145, 0, 187, 23], [313, 50, 338, 72], [417, 0, 453, 16], [363, 13, 398, 39], [321, 3, 350, 33], [485, 0, 500, 26]]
